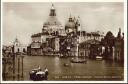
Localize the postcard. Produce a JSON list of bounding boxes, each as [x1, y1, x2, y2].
[[1, 0, 127, 83]]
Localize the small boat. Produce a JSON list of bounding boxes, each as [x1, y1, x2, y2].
[[63, 63, 70, 67], [35, 71, 46, 80], [29, 67, 48, 81], [70, 58, 87, 63], [96, 56, 103, 60]]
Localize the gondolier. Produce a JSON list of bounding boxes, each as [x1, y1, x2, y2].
[[44, 67, 48, 75], [44, 67, 48, 80]]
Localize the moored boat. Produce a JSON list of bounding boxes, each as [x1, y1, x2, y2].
[[70, 58, 87, 63], [96, 56, 103, 60]]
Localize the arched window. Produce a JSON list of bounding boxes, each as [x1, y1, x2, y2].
[[18, 48, 19, 52], [23, 48, 26, 53]]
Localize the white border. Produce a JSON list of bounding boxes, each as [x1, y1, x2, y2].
[[123, 0, 127, 83], [1, 0, 3, 83], [1, 0, 127, 83], [2, 0, 125, 2]]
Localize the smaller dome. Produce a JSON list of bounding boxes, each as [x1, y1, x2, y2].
[[65, 17, 76, 28], [65, 21, 75, 28]]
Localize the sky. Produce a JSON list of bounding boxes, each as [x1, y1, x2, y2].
[[2, 2, 124, 45]]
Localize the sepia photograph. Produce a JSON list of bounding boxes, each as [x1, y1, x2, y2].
[[1, 0, 127, 83]]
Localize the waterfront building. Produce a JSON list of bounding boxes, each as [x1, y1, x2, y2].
[[59, 36, 68, 56], [46, 37, 60, 53], [102, 31, 115, 60], [13, 38, 27, 54], [114, 28, 124, 62], [100, 28, 124, 62], [51, 37, 60, 52], [79, 32, 103, 58], [79, 39, 101, 58], [64, 15, 80, 57], [30, 4, 65, 55], [30, 33, 42, 55], [63, 15, 103, 57]]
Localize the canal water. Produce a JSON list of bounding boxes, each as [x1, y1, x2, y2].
[[22, 55, 123, 81]]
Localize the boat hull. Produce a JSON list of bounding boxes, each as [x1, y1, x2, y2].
[[29, 70, 48, 81], [70, 58, 87, 63]]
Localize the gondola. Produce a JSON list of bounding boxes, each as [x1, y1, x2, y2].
[[29, 68, 48, 81]]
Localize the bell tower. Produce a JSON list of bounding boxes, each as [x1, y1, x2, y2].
[[117, 28, 121, 38], [75, 16, 81, 31], [14, 37, 20, 46]]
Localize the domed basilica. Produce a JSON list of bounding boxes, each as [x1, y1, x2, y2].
[[29, 4, 103, 57]]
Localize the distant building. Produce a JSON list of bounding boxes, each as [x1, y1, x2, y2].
[[79, 39, 101, 58], [13, 38, 27, 54], [102, 31, 115, 60], [2, 45, 13, 55], [100, 28, 124, 62], [114, 28, 124, 62], [30, 33, 42, 55], [63, 15, 103, 57], [50, 37, 60, 52]]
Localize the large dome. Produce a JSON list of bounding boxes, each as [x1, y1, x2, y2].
[[43, 16, 61, 26]]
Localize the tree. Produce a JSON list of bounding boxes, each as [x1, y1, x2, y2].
[[103, 31, 115, 59], [104, 31, 115, 47]]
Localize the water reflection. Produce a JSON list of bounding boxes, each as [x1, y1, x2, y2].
[[54, 56, 61, 74]]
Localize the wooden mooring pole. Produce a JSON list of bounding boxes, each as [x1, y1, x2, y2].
[[13, 53, 15, 80], [21, 56, 24, 79], [17, 57, 20, 80]]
